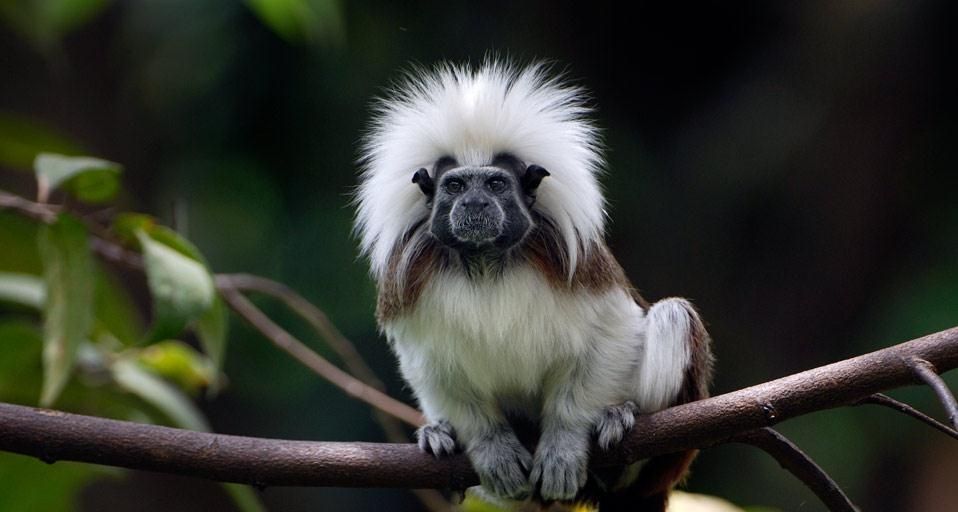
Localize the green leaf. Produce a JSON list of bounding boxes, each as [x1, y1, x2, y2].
[[38, 214, 94, 407], [0, 321, 44, 404], [112, 212, 155, 244], [34, 152, 122, 204], [196, 296, 228, 382], [0, 113, 82, 170], [0, 452, 107, 511], [0, 0, 111, 52], [93, 269, 144, 346], [137, 230, 215, 342], [222, 483, 268, 512], [114, 213, 207, 262], [136, 340, 214, 394], [111, 358, 209, 431], [0, 272, 44, 309], [245, 0, 344, 45]]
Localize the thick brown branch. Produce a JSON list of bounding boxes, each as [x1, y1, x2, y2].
[[728, 428, 857, 512], [1, 327, 955, 491], [3, 190, 449, 509], [857, 393, 958, 441], [596, 326, 958, 467], [0, 402, 473, 489], [905, 357, 958, 430]]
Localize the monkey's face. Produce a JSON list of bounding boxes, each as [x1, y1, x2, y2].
[[413, 155, 550, 255]]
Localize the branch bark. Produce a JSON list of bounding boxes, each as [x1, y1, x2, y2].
[[1, 326, 955, 490], [905, 356, 958, 430], [728, 428, 857, 512], [217, 285, 425, 428]]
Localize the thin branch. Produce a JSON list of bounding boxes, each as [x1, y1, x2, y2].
[[905, 357, 958, 430], [218, 286, 425, 428], [214, 274, 407, 434], [215, 274, 383, 390], [1, 326, 956, 492], [727, 428, 858, 512], [857, 393, 958, 441], [212, 274, 449, 511], [3, 189, 425, 428], [3, 189, 449, 510], [0, 188, 58, 223]]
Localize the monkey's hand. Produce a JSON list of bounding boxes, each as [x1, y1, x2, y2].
[[468, 428, 533, 500], [416, 419, 458, 457], [595, 400, 638, 450], [530, 432, 589, 501]]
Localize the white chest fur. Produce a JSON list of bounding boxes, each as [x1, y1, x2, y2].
[[383, 265, 646, 398]]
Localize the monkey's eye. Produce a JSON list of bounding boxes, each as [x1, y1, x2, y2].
[[486, 178, 507, 193], [444, 179, 465, 194]]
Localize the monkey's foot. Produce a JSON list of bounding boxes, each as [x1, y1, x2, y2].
[[530, 442, 588, 501], [416, 420, 458, 457], [595, 401, 638, 450], [469, 430, 533, 500]]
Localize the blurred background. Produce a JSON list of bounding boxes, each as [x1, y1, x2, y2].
[[1, 1, 956, 510]]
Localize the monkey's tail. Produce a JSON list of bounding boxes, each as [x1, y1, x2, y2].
[[587, 449, 698, 512]]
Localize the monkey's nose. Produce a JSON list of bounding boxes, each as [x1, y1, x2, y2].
[[462, 197, 490, 210]]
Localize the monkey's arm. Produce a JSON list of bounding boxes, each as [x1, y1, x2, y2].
[[397, 350, 534, 500]]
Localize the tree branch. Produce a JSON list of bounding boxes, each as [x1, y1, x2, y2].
[[728, 428, 857, 512], [2, 188, 449, 510], [905, 357, 958, 430], [1, 326, 955, 491], [215, 273, 383, 390], [4, 188, 958, 510], [217, 286, 425, 428], [601, 326, 958, 467], [856, 393, 958, 441], [213, 274, 450, 511]]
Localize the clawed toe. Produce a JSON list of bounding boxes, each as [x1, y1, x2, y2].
[[416, 420, 458, 457], [595, 401, 638, 450]]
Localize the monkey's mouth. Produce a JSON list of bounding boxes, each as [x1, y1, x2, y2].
[[451, 215, 502, 244]]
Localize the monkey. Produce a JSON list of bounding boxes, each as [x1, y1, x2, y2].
[[354, 60, 713, 510]]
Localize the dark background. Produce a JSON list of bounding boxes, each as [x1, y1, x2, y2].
[[1, 1, 956, 510]]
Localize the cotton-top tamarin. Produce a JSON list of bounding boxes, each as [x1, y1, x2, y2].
[[354, 61, 713, 510]]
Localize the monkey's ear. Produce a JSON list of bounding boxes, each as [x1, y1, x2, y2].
[[521, 165, 550, 193], [412, 168, 435, 197]]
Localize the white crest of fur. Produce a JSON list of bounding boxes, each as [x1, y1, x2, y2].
[[355, 60, 606, 279]]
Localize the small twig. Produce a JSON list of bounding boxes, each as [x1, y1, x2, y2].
[[0, 188, 58, 223], [218, 287, 425, 428], [727, 428, 858, 512], [214, 274, 448, 511], [0, 190, 423, 423], [214, 274, 385, 394], [857, 393, 958, 441], [905, 357, 958, 430]]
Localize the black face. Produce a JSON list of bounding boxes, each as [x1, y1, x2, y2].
[[412, 154, 550, 255]]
